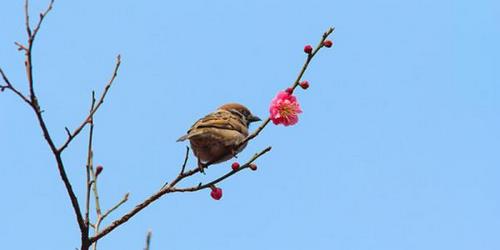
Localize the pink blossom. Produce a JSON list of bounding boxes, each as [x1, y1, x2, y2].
[[269, 90, 302, 126]]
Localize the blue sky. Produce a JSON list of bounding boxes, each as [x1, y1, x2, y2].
[[1, 0, 499, 249]]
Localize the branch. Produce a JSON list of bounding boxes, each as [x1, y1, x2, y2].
[[0, 67, 31, 105], [89, 146, 272, 243], [162, 146, 190, 189], [173, 146, 272, 192], [179, 146, 190, 175], [238, 27, 335, 147], [85, 92, 96, 231], [30, 0, 54, 45], [14, 42, 28, 52], [144, 231, 152, 250], [290, 27, 335, 92], [24, 0, 32, 38], [59, 55, 121, 153], [17, 0, 89, 239], [101, 193, 130, 221], [24, 0, 54, 105], [91, 147, 102, 217]]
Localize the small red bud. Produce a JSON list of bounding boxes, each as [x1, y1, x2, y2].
[[285, 87, 293, 94], [249, 163, 257, 171], [304, 45, 313, 54], [323, 40, 333, 48], [210, 186, 223, 200], [231, 162, 240, 171], [299, 80, 309, 90], [95, 165, 103, 177]]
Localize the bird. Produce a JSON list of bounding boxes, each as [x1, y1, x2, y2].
[[177, 103, 261, 173]]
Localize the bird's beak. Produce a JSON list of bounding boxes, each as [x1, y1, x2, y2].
[[248, 115, 261, 123]]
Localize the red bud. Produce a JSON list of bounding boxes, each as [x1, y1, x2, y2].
[[304, 45, 313, 54], [210, 186, 223, 200], [323, 40, 333, 48], [95, 165, 103, 177], [299, 80, 310, 90], [231, 162, 240, 171]]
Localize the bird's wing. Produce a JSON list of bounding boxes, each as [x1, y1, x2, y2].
[[177, 110, 247, 142]]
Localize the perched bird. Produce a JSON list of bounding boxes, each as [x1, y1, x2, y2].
[[177, 103, 261, 173]]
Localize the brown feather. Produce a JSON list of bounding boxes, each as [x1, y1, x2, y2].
[[177, 103, 259, 164]]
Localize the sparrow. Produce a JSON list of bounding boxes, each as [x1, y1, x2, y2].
[[177, 103, 261, 173]]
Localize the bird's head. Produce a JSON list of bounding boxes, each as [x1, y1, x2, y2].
[[219, 103, 261, 126]]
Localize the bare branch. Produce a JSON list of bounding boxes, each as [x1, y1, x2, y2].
[[30, 0, 54, 44], [179, 146, 190, 175], [173, 146, 272, 192], [24, 0, 55, 104], [24, 0, 32, 38], [14, 42, 28, 52], [144, 231, 152, 250], [59, 55, 121, 153], [101, 193, 129, 220], [162, 146, 190, 189], [64, 126, 71, 137], [85, 92, 97, 231], [239, 118, 271, 147], [19, 0, 89, 240], [89, 146, 272, 243], [0, 67, 31, 105], [91, 164, 102, 217]]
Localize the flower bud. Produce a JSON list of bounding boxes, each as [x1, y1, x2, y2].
[[249, 163, 257, 171], [323, 40, 333, 48], [95, 165, 103, 177], [304, 45, 313, 54], [299, 80, 309, 90], [210, 186, 223, 200], [231, 162, 240, 171]]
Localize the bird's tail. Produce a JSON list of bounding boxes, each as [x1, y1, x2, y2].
[[176, 134, 189, 142]]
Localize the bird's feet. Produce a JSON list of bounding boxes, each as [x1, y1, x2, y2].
[[230, 148, 239, 159], [198, 159, 206, 175]]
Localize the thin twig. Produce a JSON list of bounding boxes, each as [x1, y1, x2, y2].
[[64, 127, 71, 138], [89, 146, 272, 243], [290, 27, 335, 92], [91, 192, 129, 250], [162, 146, 190, 189], [24, 0, 32, 38], [30, 0, 54, 44], [14, 42, 28, 51], [90, 159, 102, 250], [24, 0, 54, 105], [0, 68, 31, 105], [85, 92, 96, 231], [179, 146, 190, 175], [91, 164, 102, 217], [59, 55, 121, 153], [144, 230, 152, 250], [101, 193, 130, 221]]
